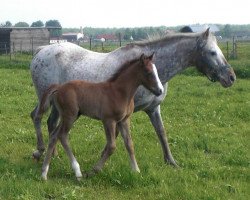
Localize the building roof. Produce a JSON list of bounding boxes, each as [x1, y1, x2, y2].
[[0, 27, 61, 31], [188, 24, 220, 32], [96, 34, 117, 40]]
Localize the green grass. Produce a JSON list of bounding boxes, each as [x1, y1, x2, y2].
[[0, 43, 249, 199]]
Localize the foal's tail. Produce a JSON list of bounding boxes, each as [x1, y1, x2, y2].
[[37, 84, 60, 118]]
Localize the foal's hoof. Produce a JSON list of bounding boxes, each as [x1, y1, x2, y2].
[[32, 150, 42, 161], [85, 170, 97, 178]]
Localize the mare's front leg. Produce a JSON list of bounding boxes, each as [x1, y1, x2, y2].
[[31, 105, 45, 160], [118, 118, 140, 173], [87, 120, 116, 177], [146, 105, 178, 167]]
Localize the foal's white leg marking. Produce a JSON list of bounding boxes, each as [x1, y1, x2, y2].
[[131, 160, 140, 173], [152, 64, 164, 92], [72, 159, 82, 180], [41, 165, 49, 181]]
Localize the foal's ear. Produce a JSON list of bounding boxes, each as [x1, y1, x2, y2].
[[140, 53, 145, 61], [148, 52, 155, 60], [140, 53, 147, 64]]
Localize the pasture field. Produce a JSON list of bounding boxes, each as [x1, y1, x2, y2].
[[0, 42, 249, 200]]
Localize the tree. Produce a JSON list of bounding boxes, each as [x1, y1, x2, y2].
[[123, 28, 132, 40], [5, 21, 12, 27], [0, 21, 12, 27], [14, 22, 29, 27], [45, 20, 62, 28], [31, 20, 44, 27], [223, 24, 232, 38], [45, 20, 62, 37]]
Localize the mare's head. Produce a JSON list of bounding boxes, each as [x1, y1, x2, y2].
[[194, 28, 236, 87], [139, 53, 164, 96]]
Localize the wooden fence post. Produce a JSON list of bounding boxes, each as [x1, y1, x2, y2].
[[226, 41, 229, 59], [119, 33, 121, 47], [90, 35, 92, 50], [31, 37, 34, 55]]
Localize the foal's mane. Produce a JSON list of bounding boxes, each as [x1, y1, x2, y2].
[[108, 57, 141, 82]]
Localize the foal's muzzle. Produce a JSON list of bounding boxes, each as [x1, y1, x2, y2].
[[153, 87, 163, 96]]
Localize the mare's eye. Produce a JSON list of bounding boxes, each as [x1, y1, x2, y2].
[[210, 51, 217, 56]]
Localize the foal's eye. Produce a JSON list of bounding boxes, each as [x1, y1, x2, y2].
[[210, 51, 217, 56], [147, 72, 153, 77]]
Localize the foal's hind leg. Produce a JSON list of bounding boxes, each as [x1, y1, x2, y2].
[[41, 125, 60, 180], [47, 104, 59, 156], [87, 120, 116, 177], [118, 119, 140, 173], [31, 105, 45, 160], [59, 128, 82, 181]]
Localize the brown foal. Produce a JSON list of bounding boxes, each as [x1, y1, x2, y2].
[[36, 53, 163, 180]]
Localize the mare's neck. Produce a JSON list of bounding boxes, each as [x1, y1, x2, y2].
[[136, 35, 198, 83]]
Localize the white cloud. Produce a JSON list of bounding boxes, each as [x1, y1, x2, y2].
[[1, 0, 249, 27]]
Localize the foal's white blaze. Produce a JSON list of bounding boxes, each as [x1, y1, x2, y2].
[[152, 64, 164, 93]]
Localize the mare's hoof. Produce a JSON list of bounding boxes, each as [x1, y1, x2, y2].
[[32, 150, 42, 161], [41, 175, 47, 181], [168, 160, 180, 168]]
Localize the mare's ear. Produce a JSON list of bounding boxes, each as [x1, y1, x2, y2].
[[198, 28, 210, 49], [202, 28, 210, 39]]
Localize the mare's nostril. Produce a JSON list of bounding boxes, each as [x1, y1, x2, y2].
[[230, 75, 235, 82]]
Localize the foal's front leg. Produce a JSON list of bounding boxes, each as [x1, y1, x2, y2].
[[118, 118, 140, 173], [87, 120, 116, 177]]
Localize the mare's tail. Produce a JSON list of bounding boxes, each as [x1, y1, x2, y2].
[[37, 84, 60, 118]]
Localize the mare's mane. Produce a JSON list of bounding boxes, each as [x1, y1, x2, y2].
[[108, 57, 141, 82], [129, 31, 214, 47]]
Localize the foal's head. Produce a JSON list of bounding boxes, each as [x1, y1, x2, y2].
[[139, 53, 164, 96]]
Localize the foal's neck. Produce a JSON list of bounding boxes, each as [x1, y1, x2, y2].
[[110, 63, 141, 101]]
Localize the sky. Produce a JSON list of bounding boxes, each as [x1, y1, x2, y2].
[[1, 0, 249, 28]]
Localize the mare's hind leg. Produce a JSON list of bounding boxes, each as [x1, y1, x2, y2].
[[118, 118, 140, 173], [47, 104, 59, 156], [31, 105, 45, 160], [87, 120, 116, 177]]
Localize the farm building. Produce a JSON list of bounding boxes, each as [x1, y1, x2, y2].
[[184, 24, 220, 33], [0, 27, 61, 54], [62, 32, 84, 42]]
